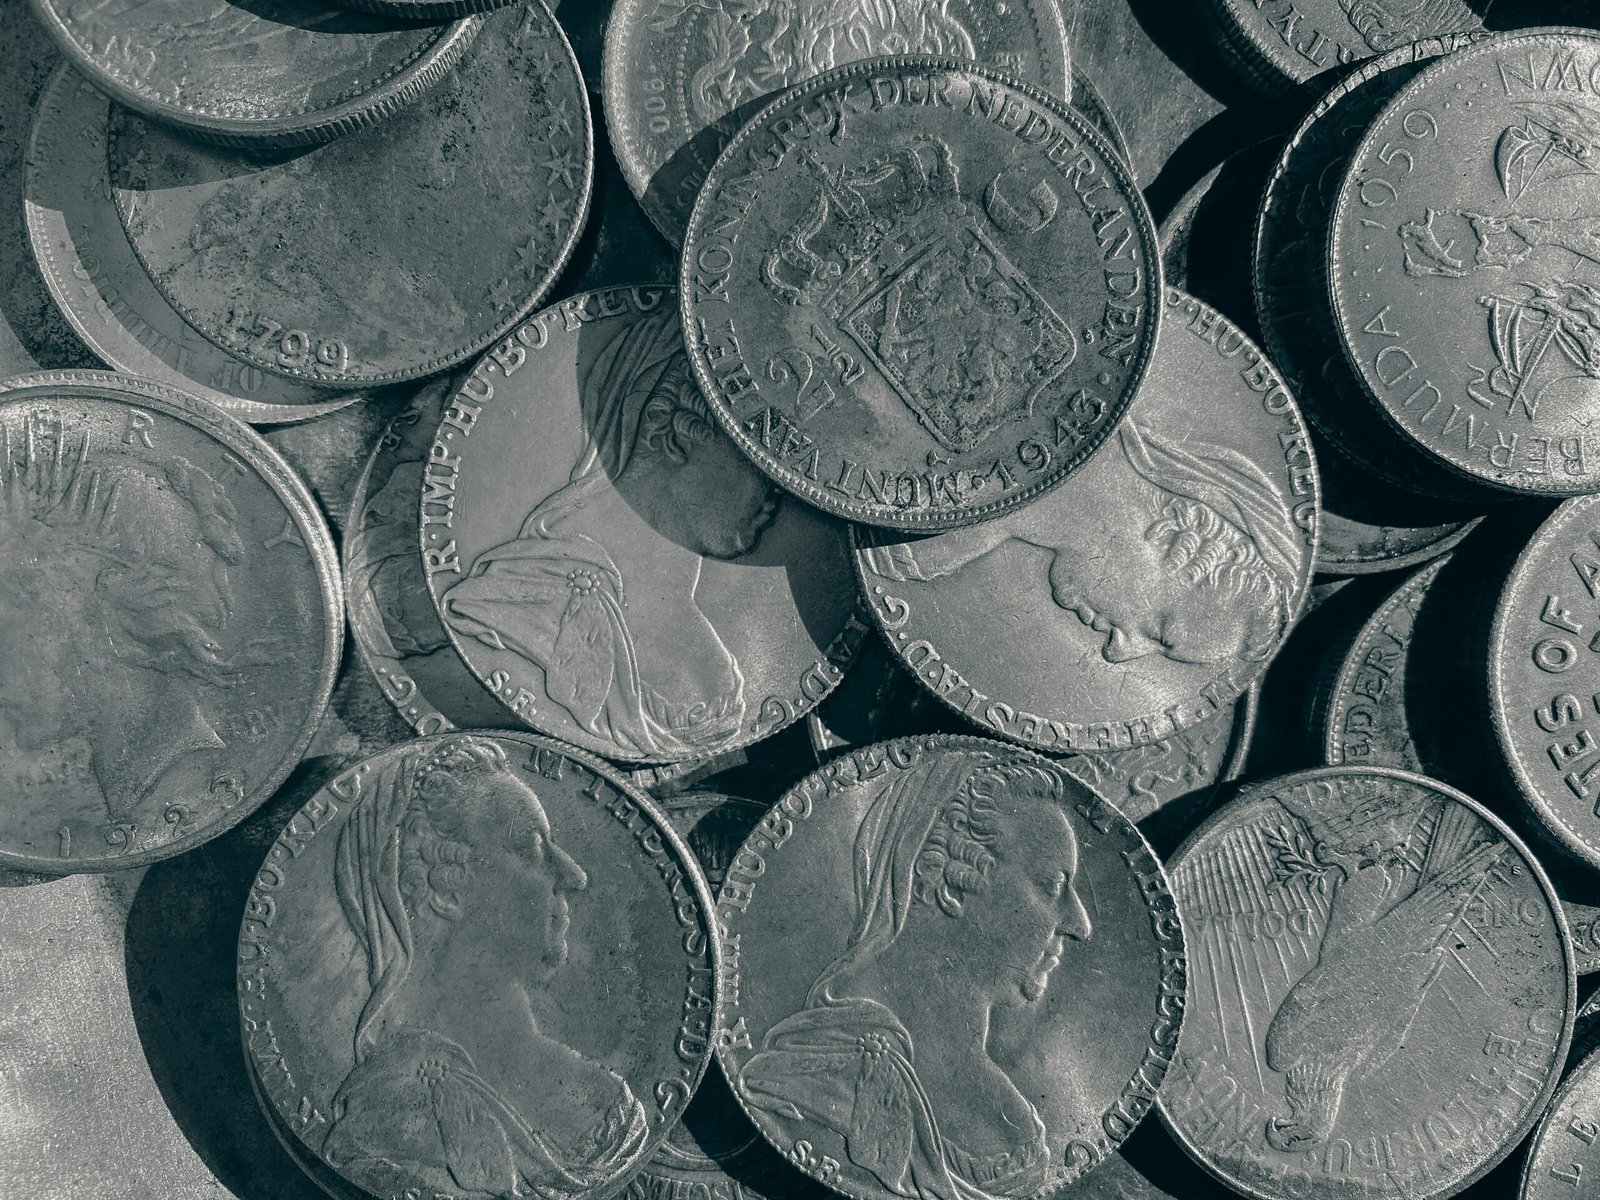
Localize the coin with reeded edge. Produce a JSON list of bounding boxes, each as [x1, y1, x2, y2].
[[1201, 0, 1480, 94], [26, 0, 481, 149], [421, 284, 867, 764], [716, 734, 1187, 1199], [24, 66, 360, 428], [1523, 1046, 1600, 1198], [856, 288, 1317, 754], [603, 0, 1075, 245], [238, 731, 719, 1200], [110, 2, 592, 389], [681, 56, 1160, 531], [1160, 765, 1575, 1200], [1330, 28, 1600, 496], [0, 371, 341, 873]]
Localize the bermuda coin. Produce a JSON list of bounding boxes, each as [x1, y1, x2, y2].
[[237, 732, 718, 1200], [1490, 495, 1600, 872], [25, 66, 359, 427], [1202, 0, 1480, 94], [110, 2, 592, 389], [1330, 28, 1600, 495], [1160, 766, 1575, 1200], [421, 285, 864, 764], [26, 0, 480, 148], [681, 57, 1160, 531], [716, 734, 1188, 1197], [856, 288, 1317, 754], [0, 372, 341, 873], [1522, 1045, 1600, 1199], [1256, 33, 1493, 505], [603, 0, 1074, 245]]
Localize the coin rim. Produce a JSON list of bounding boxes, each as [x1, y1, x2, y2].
[[1156, 763, 1578, 1200], [679, 54, 1162, 531], [1519, 1044, 1600, 1200]]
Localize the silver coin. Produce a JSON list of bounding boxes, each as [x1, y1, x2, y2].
[[716, 734, 1188, 1197], [1521, 1044, 1600, 1199], [24, 66, 359, 427], [239, 731, 720, 1200], [1159, 766, 1575, 1200], [857, 288, 1317, 753], [0, 370, 341, 873], [603, 0, 1074, 245], [421, 284, 866, 764]]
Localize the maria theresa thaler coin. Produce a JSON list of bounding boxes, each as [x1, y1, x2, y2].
[[681, 56, 1160, 531]]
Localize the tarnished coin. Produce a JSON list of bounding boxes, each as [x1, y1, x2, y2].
[[1330, 28, 1600, 495], [681, 57, 1160, 531], [25, 66, 359, 427], [346, 376, 511, 736], [1160, 766, 1575, 1200], [1202, 0, 1480, 94], [421, 285, 865, 763], [331, 0, 513, 20], [857, 288, 1316, 754], [1160, 138, 1280, 333], [1255, 32, 1495, 506], [26, 0, 480, 148], [0, 372, 341, 873], [110, 2, 592, 389], [1490, 495, 1600, 872], [239, 732, 719, 1200], [716, 734, 1187, 1196], [603, 0, 1074, 244], [1314, 445, 1481, 576], [1522, 1046, 1600, 1199]]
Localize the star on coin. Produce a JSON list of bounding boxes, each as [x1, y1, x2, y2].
[[546, 97, 574, 138], [537, 197, 567, 240], [487, 277, 520, 310], [514, 236, 542, 270], [539, 149, 577, 190]]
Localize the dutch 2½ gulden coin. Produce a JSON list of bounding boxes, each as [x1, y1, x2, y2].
[[0, 371, 341, 873], [26, 0, 480, 148], [716, 734, 1187, 1197], [238, 732, 718, 1200], [680, 57, 1160, 532], [602, 0, 1073, 245], [1160, 766, 1575, 1200], [109, 2, 591, 389], [1330, 28, 1600, 496], [856, 289, 1317, 754], [422, 285, 865, 764]]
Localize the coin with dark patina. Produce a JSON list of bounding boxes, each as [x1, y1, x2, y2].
[[238, 731, 718, 1200], [1330, 28, 1600, 495], [1159, 766, 1575, 1200], [681, 57, 1159, 531], [421, 284, 866, 764], [1313, 445, 1481, 576], [0, 371, 341, 873], [856, 288, 1316, 754], [24, 66, 359, 427], [1489, 495, 1600, 872], [330, 0, 514, 19], [1202, 0, 1480, 94], [603, 0, 1075, 244], [26, 0, 480, 148], [1521, 1046, 1600, 1199], [110, 2, 591, 389], [716, 734, 1187, 1198]]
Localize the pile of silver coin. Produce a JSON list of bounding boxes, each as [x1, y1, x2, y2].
[[9, 1, 1600, 1198]]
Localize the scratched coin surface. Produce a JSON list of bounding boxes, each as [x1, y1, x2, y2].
[[1330, 28, 1600, 496], [24, 65, 359, 427], [857, 289, 1317, 755], [26, 0, 480, 148], [238, 731, 719, 1200], [0, 372, 341, 873], [421, 285, 864, 764], [1202, 0, 1480, 93], [1523, 1046, 1600, 1199], [1159, 766, 1575, 1200], [680, 57, 1160, 531], [110, 2, 592, 389], [1490, 495, 1600, 873], [716, 734, 1187, 1199], [603, 0, 1074, 244]]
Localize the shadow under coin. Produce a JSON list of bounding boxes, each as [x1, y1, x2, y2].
[[122, 756, 351, 1200]]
